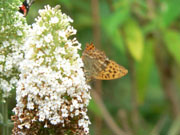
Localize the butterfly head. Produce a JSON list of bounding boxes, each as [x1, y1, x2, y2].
[[85, 43, 95, 51]]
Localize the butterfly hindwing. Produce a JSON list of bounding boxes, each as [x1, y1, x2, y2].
[[94, 60, 128, 80]]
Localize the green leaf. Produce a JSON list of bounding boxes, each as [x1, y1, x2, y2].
[[109, 29, 125, 54], [136, 40, 154, 104], [102, 4, 130, 53], [159, 0, 180, 28], [74, 13, 92, 29], [88, 99, 102, 117], [124, 19, 144, 61], [163, 30, 180, 65], [103, 8, 129, 34]]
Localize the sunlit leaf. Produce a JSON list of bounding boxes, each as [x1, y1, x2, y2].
[[124, 19, 144, 61], [136, 40, 154, 104], [163, 30, 180, 65]]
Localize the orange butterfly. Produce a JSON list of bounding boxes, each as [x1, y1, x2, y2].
[[82, 43, 128, 81]]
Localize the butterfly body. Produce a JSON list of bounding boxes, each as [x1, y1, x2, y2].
[[82, 43, 128, 81]]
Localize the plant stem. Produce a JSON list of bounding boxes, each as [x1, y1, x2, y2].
[[2, 99, 9, 135], [154, 41, 180, 118], [127, 53, 140, 132], [91, 90, 129, 135]]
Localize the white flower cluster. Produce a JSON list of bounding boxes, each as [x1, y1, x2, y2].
[[0, 1, 29, 100], [13, 5, 91, 134]]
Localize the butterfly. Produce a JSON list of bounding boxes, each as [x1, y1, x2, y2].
[[82, 43, 128, 81], [19, 0, 35, 16]]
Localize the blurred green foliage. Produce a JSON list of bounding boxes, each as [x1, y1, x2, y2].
[[2, 0, 180, 134]]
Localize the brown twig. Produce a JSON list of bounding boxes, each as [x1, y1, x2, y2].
[[154, 42, 180, 118], [146, 0, 155, 19], [91, 0, 102, 134], [107, 0, 140, 132], [106, 0, 114, 12], [91, 0, 101, 47], [91, 90, 130, 135], [147, 0, 180, 131], [150, 115, 167, 135], [118, 109, 133, 134], [147, 0, 180, 118]]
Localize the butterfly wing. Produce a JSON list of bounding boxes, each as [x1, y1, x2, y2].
[[93, 60, 128, 80], [82, 43, 128, 80], [19, 0, 35, 16]]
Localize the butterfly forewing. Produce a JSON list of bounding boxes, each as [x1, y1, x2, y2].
[[82, 44, 108, 79], [82, 43, 128, 81]]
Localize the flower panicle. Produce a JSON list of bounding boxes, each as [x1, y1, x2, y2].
[[12, 5, 91, 135], [0, 0, 29, 101]]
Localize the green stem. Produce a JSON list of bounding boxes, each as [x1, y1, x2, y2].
[[2, 99, 9, 135]]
